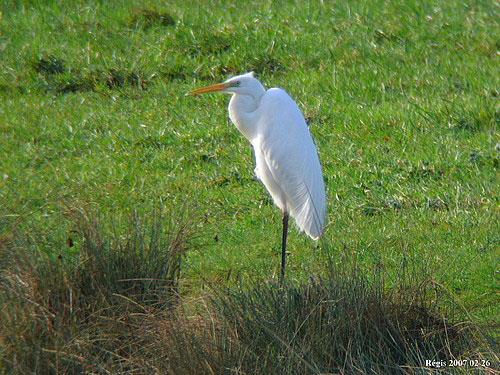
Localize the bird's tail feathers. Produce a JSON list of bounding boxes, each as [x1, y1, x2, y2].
[[290, 180, 325, 240]]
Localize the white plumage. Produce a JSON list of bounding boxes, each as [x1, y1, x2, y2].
[[251, 87, 325, 239], [188, 72, 326, 275]]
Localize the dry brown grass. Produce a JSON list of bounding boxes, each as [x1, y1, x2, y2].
[[0, 205, 496, 374]]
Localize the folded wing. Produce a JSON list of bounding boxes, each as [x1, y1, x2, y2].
[[253, 88, 325, 239]]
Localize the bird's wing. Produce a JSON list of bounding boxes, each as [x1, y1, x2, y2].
[[254, 88, 325, 239]]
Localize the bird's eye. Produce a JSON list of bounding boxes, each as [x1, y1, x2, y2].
[[235, 81, 241, 86]]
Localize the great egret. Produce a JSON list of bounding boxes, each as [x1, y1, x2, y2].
[[188, 72, 325, 277]]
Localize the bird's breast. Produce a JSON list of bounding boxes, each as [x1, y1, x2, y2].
[[228, 94, 261, 141]]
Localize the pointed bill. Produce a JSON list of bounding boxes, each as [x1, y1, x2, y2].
[[187, 82, 228, 96]]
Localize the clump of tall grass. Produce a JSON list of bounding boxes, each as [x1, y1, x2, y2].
[[205, 266, 489, 374], [126, 256, 496, 375], [0, 203, 198, 374]]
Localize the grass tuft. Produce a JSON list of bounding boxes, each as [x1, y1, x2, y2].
[[31, 57, 150, 94], [33, 55, 66, 75], [202, 261, 494, 374], [0, 203, 198, 373], [128, 8, 176, 29]]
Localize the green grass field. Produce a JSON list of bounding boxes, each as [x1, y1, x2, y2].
[[0, 0, 498, 372]]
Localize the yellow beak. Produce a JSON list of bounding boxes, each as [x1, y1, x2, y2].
[[187, 82, 229, 96]]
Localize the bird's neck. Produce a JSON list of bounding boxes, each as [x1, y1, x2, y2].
[[228, 91, 265, 141]]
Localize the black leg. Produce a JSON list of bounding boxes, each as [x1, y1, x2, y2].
[[281, 212, 289, 279]]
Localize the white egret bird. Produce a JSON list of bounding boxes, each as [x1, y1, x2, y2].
[[188, 72, 325, 277]]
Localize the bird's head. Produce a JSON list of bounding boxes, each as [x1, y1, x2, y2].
[[187, 72, 265, 98]]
